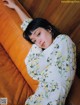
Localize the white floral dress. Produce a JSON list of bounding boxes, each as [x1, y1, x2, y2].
[[24, 34, 76, 105]]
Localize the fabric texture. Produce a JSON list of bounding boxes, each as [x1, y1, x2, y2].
[[24, 34, 76, 105], [21, 18, 32, 31]]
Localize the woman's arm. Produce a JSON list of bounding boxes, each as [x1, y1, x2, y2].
[[2, 0, 30, 22]]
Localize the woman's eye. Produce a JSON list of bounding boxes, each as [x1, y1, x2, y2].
[[37, 33, 40, 36]]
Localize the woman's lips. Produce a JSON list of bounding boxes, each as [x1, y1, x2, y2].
[[41, 42, 45, 47]]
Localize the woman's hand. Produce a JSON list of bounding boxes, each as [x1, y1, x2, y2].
[[2, 0, 17, 9], [2, 0, 30, 22]]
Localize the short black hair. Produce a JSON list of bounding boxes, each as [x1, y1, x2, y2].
[[23, 18, 61, 44]]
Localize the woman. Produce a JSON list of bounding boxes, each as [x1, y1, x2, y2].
[[3, 0, 76, 105]]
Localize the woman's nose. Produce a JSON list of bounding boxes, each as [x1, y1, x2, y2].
[[39, 40, 42, 45], [37, 38, 42, 46], [37, 39, 42, 46]]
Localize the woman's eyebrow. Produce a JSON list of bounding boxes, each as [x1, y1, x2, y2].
[[30, 29, 39, 41], [33, 30, 37, 35], [30, 32, 36, 41], [32, 28, 39, 35]]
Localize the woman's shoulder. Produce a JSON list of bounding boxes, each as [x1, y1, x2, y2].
[[57, 34, 70, 39], [56, 34, 73, 42], [54, 34, 75, 45]]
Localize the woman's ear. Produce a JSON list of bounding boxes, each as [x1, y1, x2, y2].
[[47, 29, 51, 33], [48, 26, 52, 32], [47, 27, 52, 33]]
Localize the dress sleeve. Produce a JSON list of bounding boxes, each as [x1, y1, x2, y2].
[[21, 18, 33, 31], [57, 35, 76, 93]]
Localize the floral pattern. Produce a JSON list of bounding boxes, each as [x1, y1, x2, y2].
[[24, 35, 76, 105], [21, 18, 32, 31]]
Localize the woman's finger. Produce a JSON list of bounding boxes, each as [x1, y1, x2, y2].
[[2, 0, 9, 3], [2, 0, 9, 2]]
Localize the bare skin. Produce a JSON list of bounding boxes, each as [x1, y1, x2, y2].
[[30, 27, 53, 49]]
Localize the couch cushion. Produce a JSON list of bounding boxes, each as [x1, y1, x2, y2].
[[0, 1, 38, 92], [0, 44, 33, 105]]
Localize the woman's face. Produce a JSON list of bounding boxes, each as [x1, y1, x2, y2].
[[29, 27, 53, 49]]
